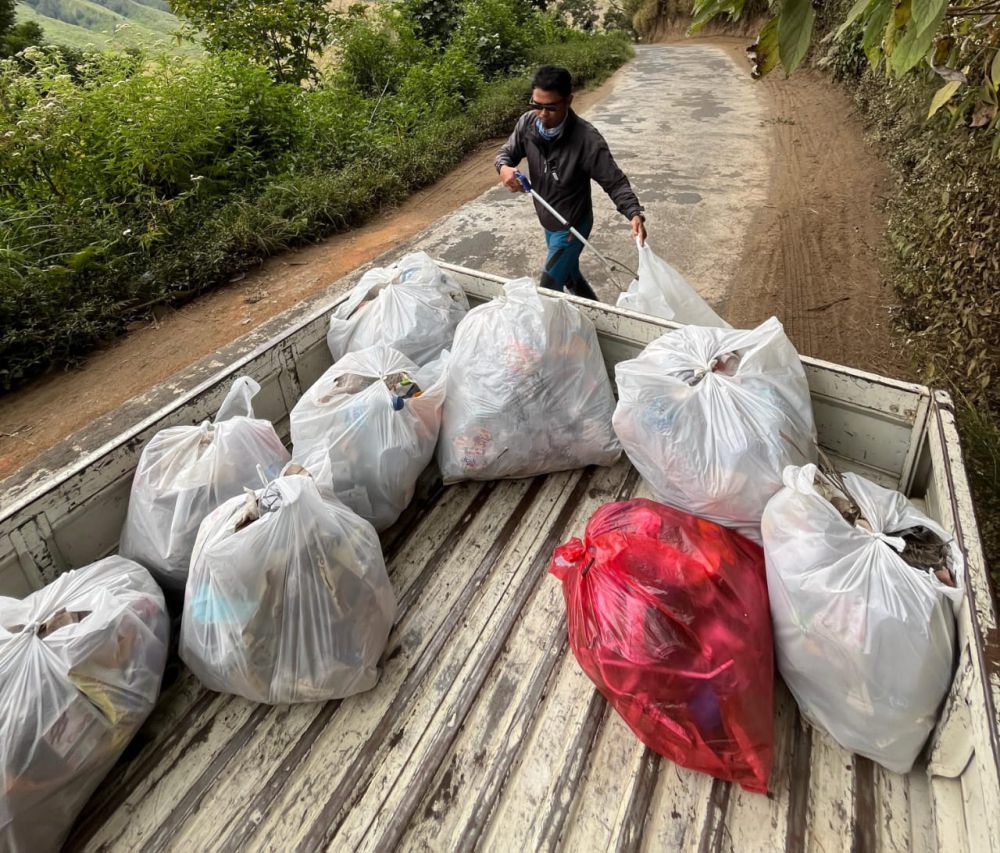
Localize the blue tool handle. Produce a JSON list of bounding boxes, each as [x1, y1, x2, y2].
[[513, 170, 532, 193]]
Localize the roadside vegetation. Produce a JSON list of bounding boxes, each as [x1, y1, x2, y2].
[[687, 0, 1000, 594], [0, 0, 633, 391]]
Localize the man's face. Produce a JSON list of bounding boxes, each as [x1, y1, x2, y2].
[[530, 87, 571, 129]]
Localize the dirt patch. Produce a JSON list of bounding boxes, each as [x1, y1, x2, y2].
[[0, 55, 907, 480], [681, 37, 912, 378]]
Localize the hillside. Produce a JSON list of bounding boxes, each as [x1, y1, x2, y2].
[[15, 0, 198, 52]]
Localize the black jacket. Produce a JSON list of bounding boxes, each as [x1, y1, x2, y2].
[[495, 109, 643, 232]]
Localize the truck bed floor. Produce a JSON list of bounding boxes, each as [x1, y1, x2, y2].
[[65, 461, 931, 852]]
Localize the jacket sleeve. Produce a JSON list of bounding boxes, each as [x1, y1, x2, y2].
[[495, 114, 528, 174], [587, 134, 643, 221]]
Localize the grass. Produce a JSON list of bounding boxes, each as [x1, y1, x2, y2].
[[15, 0, 199, 54]]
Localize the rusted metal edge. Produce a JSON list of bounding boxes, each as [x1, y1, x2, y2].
[[697, 778, 733, 853], [615, 747, 663, 853], [380, 475, 449, 564], [455, 468, 643, 853], [370, 508, 588, 849], [452, 626, 572, 852], [138, 703, 274, 852], [539, 691, 611, 853]]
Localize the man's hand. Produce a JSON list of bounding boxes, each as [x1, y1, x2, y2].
[[631, 215, 647, 246], [499, 165, 524, 193]]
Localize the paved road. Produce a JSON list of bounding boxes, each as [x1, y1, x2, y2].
[[412, 44, 771, 308]]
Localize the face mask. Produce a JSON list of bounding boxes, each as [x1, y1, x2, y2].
[[535, 117, 565, 140]]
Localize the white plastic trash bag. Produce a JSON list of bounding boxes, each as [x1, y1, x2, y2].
[[180, 468, 397, 704], [437, 278, 620, 483], [613, 317, 816, 541], [0, 557, 169, 853], [762, 463, 963, 773], [120, 376, 291, 591], [290, 345, 447, 531], [327, 252, 469, 366], [616, 240, 730, 328]]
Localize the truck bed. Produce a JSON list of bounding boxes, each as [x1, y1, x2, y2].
[[2, 264, 998, 851], [65, 460, 937, 853]]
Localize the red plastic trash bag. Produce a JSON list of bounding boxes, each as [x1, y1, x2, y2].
[[550, 499, 774, 793]]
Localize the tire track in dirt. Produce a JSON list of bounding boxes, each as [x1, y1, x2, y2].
[[699, 38, 911, 378]]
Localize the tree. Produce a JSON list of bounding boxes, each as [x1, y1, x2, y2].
[[555, 0, 599, 30], [690, 0, 1000, 152], [170, 0, 333, 84], [398, 0, 463, 50], [1, 1, 45, 60], [2, 20, 43, 57], [603, 0, 642, 39], [1, 0, 16, 37]]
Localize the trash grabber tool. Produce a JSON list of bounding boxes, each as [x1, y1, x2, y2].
[[513, 171, 638, 288]]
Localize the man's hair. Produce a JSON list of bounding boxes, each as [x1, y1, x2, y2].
[[531, 65, 572, 98]]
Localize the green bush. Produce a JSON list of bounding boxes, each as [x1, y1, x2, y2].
[[398, 0, 463, 50], [331, 4, 428, 98], [452, 0, 541, 79], [529, 28, 632, 84], [394, 45, 485, 124]]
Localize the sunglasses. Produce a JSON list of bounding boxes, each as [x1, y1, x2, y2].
[[529, 100, 564, 112]]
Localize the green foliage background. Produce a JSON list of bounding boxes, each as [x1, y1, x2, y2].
[[0, 4, 632, 390], [818, 0, 1000, 592]]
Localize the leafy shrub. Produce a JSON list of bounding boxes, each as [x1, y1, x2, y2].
[[529, 28, 632, 84], [331, 4, 428, 98], [170, 0, 333, 83], [398, 0, 464, 50], [394, 45, 485, 124], [452, 0, 540, 79]]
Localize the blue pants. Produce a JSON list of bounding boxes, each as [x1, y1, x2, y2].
[[540, 216, 598, 300]]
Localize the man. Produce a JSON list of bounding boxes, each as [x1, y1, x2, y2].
[[496, 65, 646, 300]]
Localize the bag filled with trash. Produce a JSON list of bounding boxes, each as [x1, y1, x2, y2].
[[616, 240, 730, 328], [762, 462, 964, 773], [180, 465, 397, 704], [613, 317, 816, 542], [550, 499, 774, 793], [0, 556, 169, 853], [120, 376, 290, 592], [290, 345, 447, 531], [327, 252, 469, 366], [437, 278, 620, 482]]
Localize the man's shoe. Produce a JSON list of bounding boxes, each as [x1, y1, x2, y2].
[[568, 277, 598, 301]]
